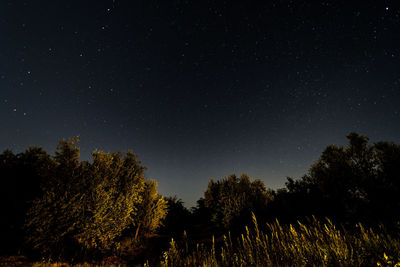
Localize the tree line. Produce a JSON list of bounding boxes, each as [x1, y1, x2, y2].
[[1, 132, 400, 263]]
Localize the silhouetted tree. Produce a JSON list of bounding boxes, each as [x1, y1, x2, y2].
[[269, 132, 400, 225], [0, 147, 51, 255], [202, 174, 273, 230], [364, 139, 400, 222], [160, 196, 191, 236]]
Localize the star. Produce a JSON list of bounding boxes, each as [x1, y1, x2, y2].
[[1, 0, 400, 210]]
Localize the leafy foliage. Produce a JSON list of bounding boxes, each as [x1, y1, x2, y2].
[[25, 138, 166, 258], [203, 174, 273, 230], [133, 180, 168, 239], [2, 132, 400, 264], [269, 132, 400, 224]]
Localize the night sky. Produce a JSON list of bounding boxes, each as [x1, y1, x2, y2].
[[1, 1, 399, 207]]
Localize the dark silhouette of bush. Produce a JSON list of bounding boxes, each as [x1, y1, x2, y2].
[[160, 196, 191, 236], [0, 147, 52, 256]]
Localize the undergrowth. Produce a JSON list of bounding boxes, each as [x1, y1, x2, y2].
[[160, 214, 400, 266]]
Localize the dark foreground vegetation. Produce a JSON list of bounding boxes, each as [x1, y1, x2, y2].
[[1, 133, 400, 266]]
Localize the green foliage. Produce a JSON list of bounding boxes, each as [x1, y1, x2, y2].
[[3, 132, 400, 263], [25, 138, 166, 258], [134, 180, 168, 238], [159, 215, 400, 266], [203, 174, 273, 229]]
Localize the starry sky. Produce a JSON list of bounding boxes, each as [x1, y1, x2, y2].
[[1, 1, 399, 207]]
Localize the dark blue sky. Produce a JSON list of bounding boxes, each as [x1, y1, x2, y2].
[[1, 0, 399, 206]]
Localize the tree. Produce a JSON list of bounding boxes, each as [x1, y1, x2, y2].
[[133, 180, 167, 240], [160, 196, 191, 236], [203, 174, 273, 230], [271, 132, 400, 224], [0, 147, 51, 255], [25, 138, 166, 259], [365, 140, 400, 222]]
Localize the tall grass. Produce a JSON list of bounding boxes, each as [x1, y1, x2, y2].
[[160, 214, 400, 266]]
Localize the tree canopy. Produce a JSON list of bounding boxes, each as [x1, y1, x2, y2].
[[269, 132, 400, 224], [0, 146, 52, 254], [2, 132, 400, 263], [202, 174, 273, 230], [25, 138, 166, 258]]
